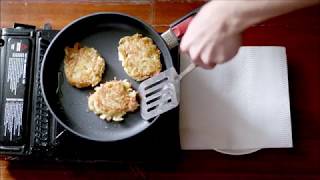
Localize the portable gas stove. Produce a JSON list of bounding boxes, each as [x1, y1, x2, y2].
[[0, 24, 180, 162]]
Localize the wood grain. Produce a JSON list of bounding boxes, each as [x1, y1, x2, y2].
[[1, 1, 320, 179], [153, 1, 205, 32], [0, 1, 152, 30], [0, 0, 206, 32]]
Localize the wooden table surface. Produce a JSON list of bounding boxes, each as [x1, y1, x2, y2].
[[1, 0, 320, 179]]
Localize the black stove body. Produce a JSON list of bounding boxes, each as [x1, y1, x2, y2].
[[0, 25, 180, 162]]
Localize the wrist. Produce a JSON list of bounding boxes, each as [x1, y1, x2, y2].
[[205, 1, 254, 34], [225, 0, 320, 31], [225, 1, 267, 32]]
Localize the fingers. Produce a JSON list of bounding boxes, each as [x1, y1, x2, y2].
[[197, 50, 216, 69], [180, 48, 216, 69], [181, 40, 216, 69], [180, 36, 189, 53], [180, 29, 194, 53], [181, 33, 216, 69], [180, 34, 241, 70], [179, 3, 242, 70], [189, 44, 215, 69]]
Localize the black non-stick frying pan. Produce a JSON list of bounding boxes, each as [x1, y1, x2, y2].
[[41, 10, 198, 142]]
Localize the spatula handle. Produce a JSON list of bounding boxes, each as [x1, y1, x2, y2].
[[178, 63, 196, 81]]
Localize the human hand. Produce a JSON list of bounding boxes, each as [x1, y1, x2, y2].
[[180, 0, 319, 69], [180, 1, 244, 69]]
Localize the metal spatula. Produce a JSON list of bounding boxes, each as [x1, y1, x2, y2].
[[139, 63, 196, 120]]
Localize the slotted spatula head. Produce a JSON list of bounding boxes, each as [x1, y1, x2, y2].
[[139, 67, 180, 120]]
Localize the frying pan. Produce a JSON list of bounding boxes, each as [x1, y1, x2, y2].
[[41, 10, 198, 142]]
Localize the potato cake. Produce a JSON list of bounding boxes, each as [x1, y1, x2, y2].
[[64, 42, 105, 88], [118, 33, 161, 81], [88, 79, 139, 121]]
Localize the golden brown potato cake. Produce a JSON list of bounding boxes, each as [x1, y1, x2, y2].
[[88, 79, 139, 121], [118, 33, 161, 81], [64, 42, 105, 88]]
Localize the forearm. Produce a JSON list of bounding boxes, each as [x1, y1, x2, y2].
[[180, 0, 320, 69], [231, 0, 320, 31]]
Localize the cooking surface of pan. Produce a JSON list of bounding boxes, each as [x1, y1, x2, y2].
[[41, 13, 173, 141]]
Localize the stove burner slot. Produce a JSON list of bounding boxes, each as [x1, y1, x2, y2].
[[32, 36, 54, 149]]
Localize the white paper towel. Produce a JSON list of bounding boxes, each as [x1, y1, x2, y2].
[[179, 46, 292, 150]]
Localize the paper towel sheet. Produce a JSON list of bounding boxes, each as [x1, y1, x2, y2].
[[179, 46, 292, 150]]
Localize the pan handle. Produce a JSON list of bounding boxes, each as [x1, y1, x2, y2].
[[161, 7, 200, 49]]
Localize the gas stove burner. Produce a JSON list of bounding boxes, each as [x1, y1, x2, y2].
[[0, 25, 180, 162]]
